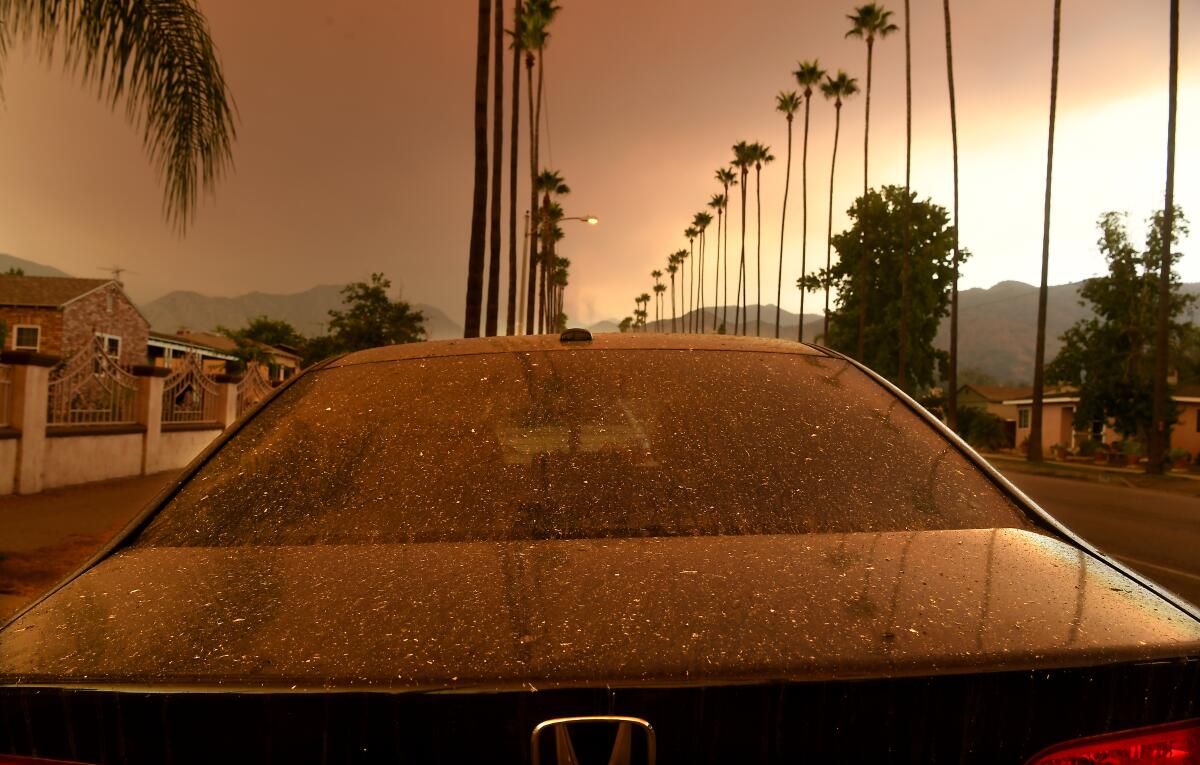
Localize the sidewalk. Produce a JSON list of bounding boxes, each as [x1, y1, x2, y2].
[[0, 471, 179, 620], [983, 452, 1200, 496]]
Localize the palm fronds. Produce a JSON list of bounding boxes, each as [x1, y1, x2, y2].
[[0, 0, 237, 231]]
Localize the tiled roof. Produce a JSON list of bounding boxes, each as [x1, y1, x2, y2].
[[959, 384, 1032, 402], [0, 275, 113, 308]]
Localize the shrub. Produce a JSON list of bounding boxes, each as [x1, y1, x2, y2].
[[956, 406, 1008, 451]]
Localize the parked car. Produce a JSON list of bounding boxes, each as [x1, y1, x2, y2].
[[2, 333, 1198, 763]]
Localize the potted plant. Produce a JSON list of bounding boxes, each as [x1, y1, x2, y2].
[[1122, 439, 1143, 467], [1168, 447, 1191, 471], [1052, 443, 1070, 461]]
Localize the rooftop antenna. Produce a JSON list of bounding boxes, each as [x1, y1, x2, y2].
[[99, 265, 135, 283]]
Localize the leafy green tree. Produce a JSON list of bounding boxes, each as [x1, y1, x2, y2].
[[618, 316, 633, 333], [1, 0, 236, 230], [801, 185, 961, 391], [956, 406, 1008, 451], [324, 273, 426, 354], [3, 267, 24, 275], [218, 316, 306, 371], [1046, 210, 1191, 446]]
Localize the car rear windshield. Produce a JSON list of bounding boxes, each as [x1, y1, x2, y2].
[[135, 349, 1037, 547]]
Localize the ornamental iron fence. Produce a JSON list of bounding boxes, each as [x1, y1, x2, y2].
[[162, 353, 221, 424], [237, 364, 275, 417], [47, 337, 138, 426]]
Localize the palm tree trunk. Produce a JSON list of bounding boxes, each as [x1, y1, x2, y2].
[[755, 164, 763, 336], [1029, 0, 1062, 463], [524, 54, 538, 334], [698, 231, 706, 332], [857, 39, 875, 360], [688, 240, 695, 332], [825, 104, 842, 342], [776, 114, 794, 339], [799, 94, 812, 343], [723, 191, 730, 332], [1150, 0, 1180, 474], [736, 173, 748, 335], [465, 0, 492, 339], [944, 0, 961, 430], [505, 1, 523, 335], [898, 0, 912, 387], [533, 52, 547, 334], [670, 274, 677, 332], [714, 209, 723, 333], [485, 0, 505, 337]]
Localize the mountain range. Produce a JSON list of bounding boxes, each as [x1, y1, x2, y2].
[[3, 253, 1195, 385]]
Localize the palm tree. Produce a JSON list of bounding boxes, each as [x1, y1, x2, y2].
[[504, 0, 525, 335], [1151, 0, 1181, 474], [483, 0, 506, 336], [638, 293, 652, 332], [550, 255, 569, 331], [1029, 0, 1061, 464], [654, 283, 667, 332], [715, 167, 738, 331], [0, 0, 237, 234], [942, 0, 962, 428], [751, 142, 775, 336], [708, 193, 726, 332], [693, 212, 713, 331], [731, 142, 754, 335], [684, 226, 698, 331], [820, 72, 859, 342], [667, 254, 680, 332], [651, 270, 664, 329], [775, 91, 801, 339], [897, 0, 912, 387], [674, 246, 690, 331], [465, 0, 492, 338], [846, 3, 898, 196], [519, 0, 560, 334], [535, 169, 569, 333], [793, 60, 826, 343], [847, 3, 897, 358]]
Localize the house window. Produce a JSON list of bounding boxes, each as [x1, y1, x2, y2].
[[1019, 408, 1030, 429], [13, 325, 40, 352], [95, 333, 121, 358]]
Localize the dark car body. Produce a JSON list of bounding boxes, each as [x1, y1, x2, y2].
[[2, 334, 1198, 763]]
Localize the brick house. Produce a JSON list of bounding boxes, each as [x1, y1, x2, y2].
[[0, 276, 149, 365]]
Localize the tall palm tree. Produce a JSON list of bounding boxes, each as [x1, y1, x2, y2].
[[535, 168, 569, 333], [731, 142, 754, 335], [667, 254, 680, 332], [1151, 0, 1181, 474], [793, 60, 826, 343], [651, 269, 663, 329], [465, 0, 492, 338], [846, 3, 898, 196], [708, 193, 726, 332], [693, 212, 713, 331], [674, 246, 689, 332], [684, 226, 698, 331], [942, 0, 962, 429], [775, 92, 801, 339], [519, 0, 560, 334], [484, 0, 506, 337], [504, 0, 524, 335], [638, 293, 651, 332], [846, 3, 897, 358], [820, 72, 859, 342], [654, 283, 667, 332], [897, 0, 912, 387], [715, 167, 738, 331], [0, 0, 237, 233], [751, 142, 775, 336], [1029, 0, 1061, 464]]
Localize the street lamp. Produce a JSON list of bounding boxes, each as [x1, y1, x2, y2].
[[518, 213, 599, 334]]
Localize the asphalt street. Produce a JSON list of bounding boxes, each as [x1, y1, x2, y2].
[[1004, 472, 1200, 608]]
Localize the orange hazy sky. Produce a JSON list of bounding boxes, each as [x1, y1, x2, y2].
[[0, 0, 1195, 326]]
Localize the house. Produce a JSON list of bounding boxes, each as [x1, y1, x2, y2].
[[0, 275, 149, 365], [956, 384, 1031, 448], [149, 329, 301, 382], [1006, 383, 1200, 456]]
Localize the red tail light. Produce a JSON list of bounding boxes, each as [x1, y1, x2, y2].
[[1026, 718, 1200, 764]]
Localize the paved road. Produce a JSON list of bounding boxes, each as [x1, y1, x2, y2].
[[1004, 472, 1200, 607]]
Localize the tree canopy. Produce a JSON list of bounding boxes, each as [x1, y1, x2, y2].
[[801, 185, 963, 392], [1046, 209, 1192, 442]]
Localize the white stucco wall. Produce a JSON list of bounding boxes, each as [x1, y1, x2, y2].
[[158, 428, 222, 471], [43, 433, 143, 489]]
